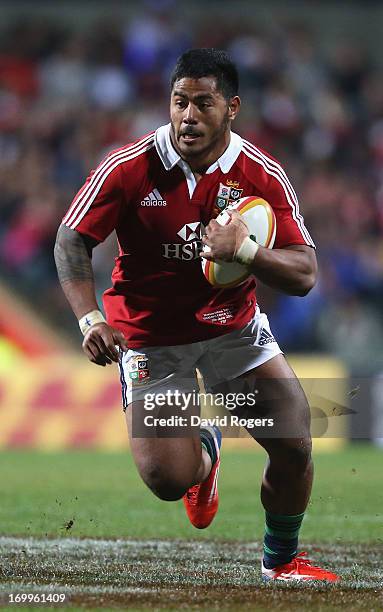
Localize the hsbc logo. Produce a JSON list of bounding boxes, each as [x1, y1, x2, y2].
[[163, 222, 203, 260], [177, 222, 201, 241]]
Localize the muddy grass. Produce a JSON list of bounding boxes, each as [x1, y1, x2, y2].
[[0, 537, 382, 610]]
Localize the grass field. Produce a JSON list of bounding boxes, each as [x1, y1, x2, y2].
[[0, 445, 382, 610]]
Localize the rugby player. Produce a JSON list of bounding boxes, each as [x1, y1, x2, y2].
[[54, 49, 339, 582]]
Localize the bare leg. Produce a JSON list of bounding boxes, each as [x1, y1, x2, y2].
[[229, 354, 313, 514], [126, 401, 211, 501]]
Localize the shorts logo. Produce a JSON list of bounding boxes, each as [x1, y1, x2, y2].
[[258, 328, 276, 346], [128, 355, 150, 384], [214, 182, 243, 215]]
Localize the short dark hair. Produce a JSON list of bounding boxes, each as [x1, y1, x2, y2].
[[170, 48, 239, 100]]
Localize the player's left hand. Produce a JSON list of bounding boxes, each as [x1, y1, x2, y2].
[[200, 210, 249, 262]]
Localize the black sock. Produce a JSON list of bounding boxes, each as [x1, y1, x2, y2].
[[263, 511, 304, 569]]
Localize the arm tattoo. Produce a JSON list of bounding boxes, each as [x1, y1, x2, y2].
[[54, 224, 95, 284]]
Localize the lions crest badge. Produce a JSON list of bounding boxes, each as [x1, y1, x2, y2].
[[214, 181, 243, 216], [128, 354, 150, 385]]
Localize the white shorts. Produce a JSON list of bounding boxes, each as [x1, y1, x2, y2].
[[118, 306, 282, 409], [119, 306, 282, 410]]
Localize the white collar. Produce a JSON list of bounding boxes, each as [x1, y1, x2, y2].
[[154, 123, 243, 174]]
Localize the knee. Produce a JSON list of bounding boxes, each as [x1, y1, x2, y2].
[[290, 439, 312, 472], [139, 463, 191, 501], [270, 438, 312, 474]]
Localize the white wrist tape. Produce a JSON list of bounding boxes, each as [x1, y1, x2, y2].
[[235, 236, 259, 266], [79, 310, 106, 336]]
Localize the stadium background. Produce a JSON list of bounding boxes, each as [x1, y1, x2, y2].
[[1, 0, 382, 447], [1, 1, 383, 608]]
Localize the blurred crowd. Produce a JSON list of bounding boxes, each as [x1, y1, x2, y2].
[[1, 6, 383, 372]]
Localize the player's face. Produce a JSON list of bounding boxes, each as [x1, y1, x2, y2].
[[170, 77, 240, 169]]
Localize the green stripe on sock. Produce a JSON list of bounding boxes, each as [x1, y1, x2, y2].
[[265, 525, 301, 539], [263, 544, 280, 557], [263, 543, 297, 558], [265, 511, 304, 541]]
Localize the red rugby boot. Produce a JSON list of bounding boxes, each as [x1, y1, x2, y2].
[[262, 552, 340, 582], [183, 426, 221, 529]]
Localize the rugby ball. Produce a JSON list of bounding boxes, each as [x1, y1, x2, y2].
[[202, 196, 276, 288]]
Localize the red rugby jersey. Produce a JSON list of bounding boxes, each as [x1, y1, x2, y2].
[[63, 124, 314, 347]]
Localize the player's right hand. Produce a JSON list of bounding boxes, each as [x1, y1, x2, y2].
[[82, 323, 129, 366]]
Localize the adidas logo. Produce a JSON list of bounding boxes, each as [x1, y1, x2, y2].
[[141, 188, 167, 206], [258, 328, 276, 346]]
